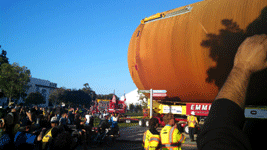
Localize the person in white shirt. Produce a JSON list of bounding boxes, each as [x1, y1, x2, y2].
[[102, 110, 108, 118], [85, 111, 91, 125]]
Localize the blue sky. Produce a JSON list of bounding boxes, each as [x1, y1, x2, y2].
[[0, 0, 201, 97]]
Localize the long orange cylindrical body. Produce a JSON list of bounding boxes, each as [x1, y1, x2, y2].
[[128, 0, 267, 103]]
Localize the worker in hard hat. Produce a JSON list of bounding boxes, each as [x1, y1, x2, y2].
[[160, 113, 185, 150], [143, 117, 161, 150], [187, 112, 198, 142]]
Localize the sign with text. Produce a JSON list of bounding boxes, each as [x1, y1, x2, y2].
[[138, 90, 150, 93], [153, 93, 167, 97], [186, 103, 211, 116], [153, 90, 167, 93], [162, 105, 182, 114]]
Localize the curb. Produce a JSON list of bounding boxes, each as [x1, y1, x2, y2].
[[116, 139, 197, 147]]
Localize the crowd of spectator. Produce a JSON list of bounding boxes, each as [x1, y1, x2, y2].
[[0, 104, 114, 150]]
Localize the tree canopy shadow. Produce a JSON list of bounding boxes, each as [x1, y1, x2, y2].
[[202, 7, 267, 105]]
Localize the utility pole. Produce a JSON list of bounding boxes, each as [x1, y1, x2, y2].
[[150, 89, 153, 118]]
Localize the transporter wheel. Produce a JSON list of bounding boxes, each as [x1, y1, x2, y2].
[[145, 120, 149, 127], [139, 119, 144, 127], [184, 125, 189, 134]]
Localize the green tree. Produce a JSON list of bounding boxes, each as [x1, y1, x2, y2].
[[135, 104, 143, 113], [62, 89, 91, 107], [48, 87, 66, 105], [83, 83, 92, 92], [0, 63, 30, 104], [82, 83, 96, 101], [0, 47, 9, 98], [96, 93, 119, 100], [0, 46, 9, 66], [25, 92, 45, 105], [129, 103, 135, 112], [138, 93, 148, 109]]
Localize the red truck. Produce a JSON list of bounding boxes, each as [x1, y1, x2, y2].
[[108, 95, 127, 114], [90, 95, 127, 115], [138, 101, 211, 134]]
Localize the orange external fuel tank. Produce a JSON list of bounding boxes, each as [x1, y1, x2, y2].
[[128, 0, 267, 104]]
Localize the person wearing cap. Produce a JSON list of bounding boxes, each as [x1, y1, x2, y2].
[[187, 112, 198, 142], [36, 116, 60, 150], [36, 115, 76, 150]]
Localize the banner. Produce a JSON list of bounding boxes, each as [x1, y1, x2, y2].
[[162, 105, 182, 114], [186, 103, 211, 116]]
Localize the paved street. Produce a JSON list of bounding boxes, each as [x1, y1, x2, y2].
[[83, 125, 197, 150], [87, 140, 197, 150], [117, 126, 147, 141]]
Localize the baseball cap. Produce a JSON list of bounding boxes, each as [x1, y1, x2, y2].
[[51, 116, 59, 123]]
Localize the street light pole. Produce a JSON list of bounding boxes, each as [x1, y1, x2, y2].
[[150, 89, 153, 118]]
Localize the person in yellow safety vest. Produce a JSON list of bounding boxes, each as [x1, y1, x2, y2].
[[143, 118, 161, 150], [160, 113, 186, 150], [37, 116, 60, 150], [187, 112, 198, 142]]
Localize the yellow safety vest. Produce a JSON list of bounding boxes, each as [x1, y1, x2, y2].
[[42, 128, 54, 149], [160, 125, 186, 150], [187, 116, 198, 128], [43, 111, 47, 116], [143, 130, 161, 150]]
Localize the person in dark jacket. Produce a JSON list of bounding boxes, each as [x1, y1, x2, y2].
[[98, 114, 109, 131], [14, 120, 36, 150], [197, 34, 267, 150], [68, 108, 74, 125], [0, 109, 14, 150], [5, 108, 20, 144]]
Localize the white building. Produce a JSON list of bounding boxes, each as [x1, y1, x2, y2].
[[0, 77, 57, 107], [26, 77, 57, 106], [120, 89, 146, 108]]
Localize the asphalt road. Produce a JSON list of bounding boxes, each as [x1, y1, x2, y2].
[[86, 140, 197, 150], [78, 126, 197, 150]]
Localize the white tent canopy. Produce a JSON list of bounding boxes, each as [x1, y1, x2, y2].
[[120, 89, 146, 108]]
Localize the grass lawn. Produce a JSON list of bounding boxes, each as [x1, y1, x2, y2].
[[92, 117, 138, 128], [118, 122, 138, 128], [123, 116, 143, 119], [124, 112, 143, 116]]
